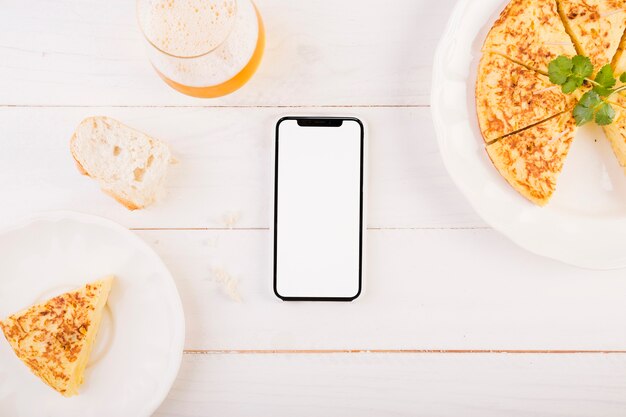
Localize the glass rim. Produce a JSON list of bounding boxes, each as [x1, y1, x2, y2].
[[135, 0, 239, 60]]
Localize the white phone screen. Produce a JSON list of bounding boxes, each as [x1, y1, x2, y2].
[[274, 117, 364, 301]]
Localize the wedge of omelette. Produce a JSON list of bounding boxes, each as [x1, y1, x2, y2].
[[604, 95, 626, 172], [476, 53, 576, 141], [0, 277, 113, 397], [557, 0, 626, 70], [487, 112, 577, 205], [613, 24, 626, 74], [482, 0, 577, 73], [610, 24, 626, 95]]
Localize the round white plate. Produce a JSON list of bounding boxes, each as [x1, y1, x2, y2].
[[432, 0, 626, 269], [0, 212, 185, 417]]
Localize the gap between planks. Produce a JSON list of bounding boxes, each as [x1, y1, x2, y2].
[[130, 227, 491, 231], [0, 104, 429, 109], [182, 349, 626, 355]]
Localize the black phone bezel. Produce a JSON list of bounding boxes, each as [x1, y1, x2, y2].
[[273, 116, 364, 302]]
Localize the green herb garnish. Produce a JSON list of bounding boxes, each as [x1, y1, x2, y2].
[[548, 55, 626, 126]]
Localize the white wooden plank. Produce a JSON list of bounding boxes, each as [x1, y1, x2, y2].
[[137, 228, 626, 351], [0, 106, 484, 229], [0, 0, 454, 106], [155, 352, 626, 417]]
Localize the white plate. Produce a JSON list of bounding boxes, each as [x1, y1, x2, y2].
[[0, 212, 185, 417], [432, 0, 626, 270]]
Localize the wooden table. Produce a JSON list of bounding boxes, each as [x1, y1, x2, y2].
[[3, 0, 626, 415]]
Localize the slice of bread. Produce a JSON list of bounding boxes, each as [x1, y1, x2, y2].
[[70, 116, 172, 210]]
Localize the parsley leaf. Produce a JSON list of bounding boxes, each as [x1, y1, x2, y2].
[[595, 102, 616, 126], [548, 55, 593, 94], [573, 91, 615, 126], [548, 56, 573, 85], [546, 55, 620, 126], [571, 55, 593, 79], [573, 93, 597, 126], [562, 76, 584, 94], [593, 64, 616, 96]]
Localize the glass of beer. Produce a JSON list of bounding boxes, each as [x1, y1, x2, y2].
[[137, 0, 265, 98]]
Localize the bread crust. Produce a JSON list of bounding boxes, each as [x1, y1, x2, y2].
[[71, 153, 89, 177], [70, 116, 169, 211], [102, 189, 142, 211]]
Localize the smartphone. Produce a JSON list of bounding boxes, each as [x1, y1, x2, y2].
[[273, 116, 365, 301]]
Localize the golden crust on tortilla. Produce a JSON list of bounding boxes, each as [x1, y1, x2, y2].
[[558, 0, 626, 70], [482, 0, 577, 72], [486, 113, 576, 205], [476, 53, 575, 141], [603, 95, 626, 172], [0, 277, 113, 397], [613, 25, 626, 74]]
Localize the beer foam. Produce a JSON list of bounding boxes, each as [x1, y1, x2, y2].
[[138, 0, 237, 57], [146, 0, 259, 87]]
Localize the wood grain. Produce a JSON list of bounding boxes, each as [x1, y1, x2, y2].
[[0, 0, 454, 106], [154, 352, 626, 417], [134, 228, 626, 351], [0, 106, 484, 230], [4, 0, 625, 415]]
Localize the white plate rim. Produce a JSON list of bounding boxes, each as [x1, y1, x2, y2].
[[0, 210, 185, 416], [431, 0, 626, 270]]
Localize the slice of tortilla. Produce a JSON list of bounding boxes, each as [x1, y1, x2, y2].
[[610, 21, 626, 95], [557, 0, 626, 70], [604, 94, 626, 172], [482, 0, 577, 73], [486, 112, 577, 205], [613, 26, 626, 74], [0, 277, 113, 397], [476, 53, 576, 141]]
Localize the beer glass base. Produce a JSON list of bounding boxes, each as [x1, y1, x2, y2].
[[153, 5, 265, 99]]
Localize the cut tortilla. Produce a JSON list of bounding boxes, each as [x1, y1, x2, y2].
[[610, 24, 626, 95], [557, 0, 626, 70], [0, 277, 113, 397], [603, 95, 626, 173], [486, 112, 577, 206], [482, 0, 577, 73], [476, 53, 576, 141], [613, 26, 626, 73]]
